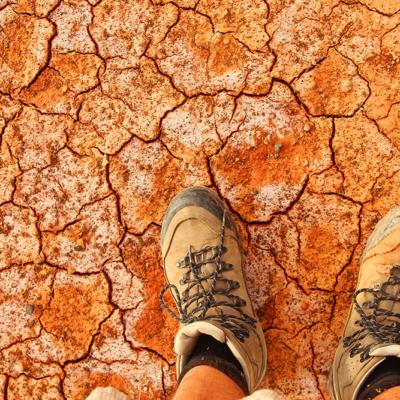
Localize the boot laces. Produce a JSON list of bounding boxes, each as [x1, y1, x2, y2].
[[343, 266, 400, 362], [159, 210, 256, 342]]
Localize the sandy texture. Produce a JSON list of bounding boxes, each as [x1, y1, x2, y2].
[[1, 0, 400, 398]]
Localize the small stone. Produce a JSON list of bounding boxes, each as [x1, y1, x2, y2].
[[138, 37, 147, 47], [45, 154, 52, 164], [67, 266, 76, 275], [221, 10, 229, 18], [376, 185, 382, 189], [274, 154, 279, 158], [341, 80, 353, 93], [307, 81, 317, 90], [34, 255, 45, 264], [363, 52, 376, 62], [271, 70, 280, 79], [102, 154, 109, 167], [275, 143, 283, 153], [223, 38, 229, 45], [26, 304, 35, 315], [304, 123, 311, 131]]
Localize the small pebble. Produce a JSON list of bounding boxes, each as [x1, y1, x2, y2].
[[341, 80, 352, 93], [307, 81, 317, 90], [34, 255, 45, 264], [363, 52, 376, 61], [274, 143, 283, 153], [274, 154, 279, 158], [138, 37, 147, 47], [26, 304, 35, 315], [223, 38, 229, 45], [304, 123, 311, 131], [376, 185, 382, 189], [156, 49, 166, 59], [271, 70, 280, 78]]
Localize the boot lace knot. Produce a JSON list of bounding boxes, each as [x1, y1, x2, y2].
[[159, 210, 256, 342]]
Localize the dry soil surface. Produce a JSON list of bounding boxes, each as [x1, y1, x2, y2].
[[1, 0, 400, 399]]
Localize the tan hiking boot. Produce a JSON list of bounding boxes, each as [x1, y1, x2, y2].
[[328, 205, 400, 400], [160, 186, 267, 394]]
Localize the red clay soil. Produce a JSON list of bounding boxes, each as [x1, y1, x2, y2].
[[1, 0, 400, 398]]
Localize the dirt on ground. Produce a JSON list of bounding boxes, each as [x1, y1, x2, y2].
[[1, 0, 400, 398]]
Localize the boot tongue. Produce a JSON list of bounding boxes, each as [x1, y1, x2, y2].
[[174, 321, 226, 356], [370, 344, 400, 357]]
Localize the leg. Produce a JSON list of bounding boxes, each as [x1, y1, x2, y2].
[[328, 205, 400, 400], [174, 366, 245, 400], [375, 386, 400, 400]]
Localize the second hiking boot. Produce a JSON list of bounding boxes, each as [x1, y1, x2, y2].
[[328, 205, 400, 400]]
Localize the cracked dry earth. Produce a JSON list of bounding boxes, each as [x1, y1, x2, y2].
[[1, 0, 400, 399]]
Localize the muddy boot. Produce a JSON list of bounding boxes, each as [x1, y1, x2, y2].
[[328, 205, 400, 400], [159, 186, 267, 394]]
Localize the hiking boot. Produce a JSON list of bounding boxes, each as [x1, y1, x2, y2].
[[159, 186, 267, 393], [328, 205, 400, 400]]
